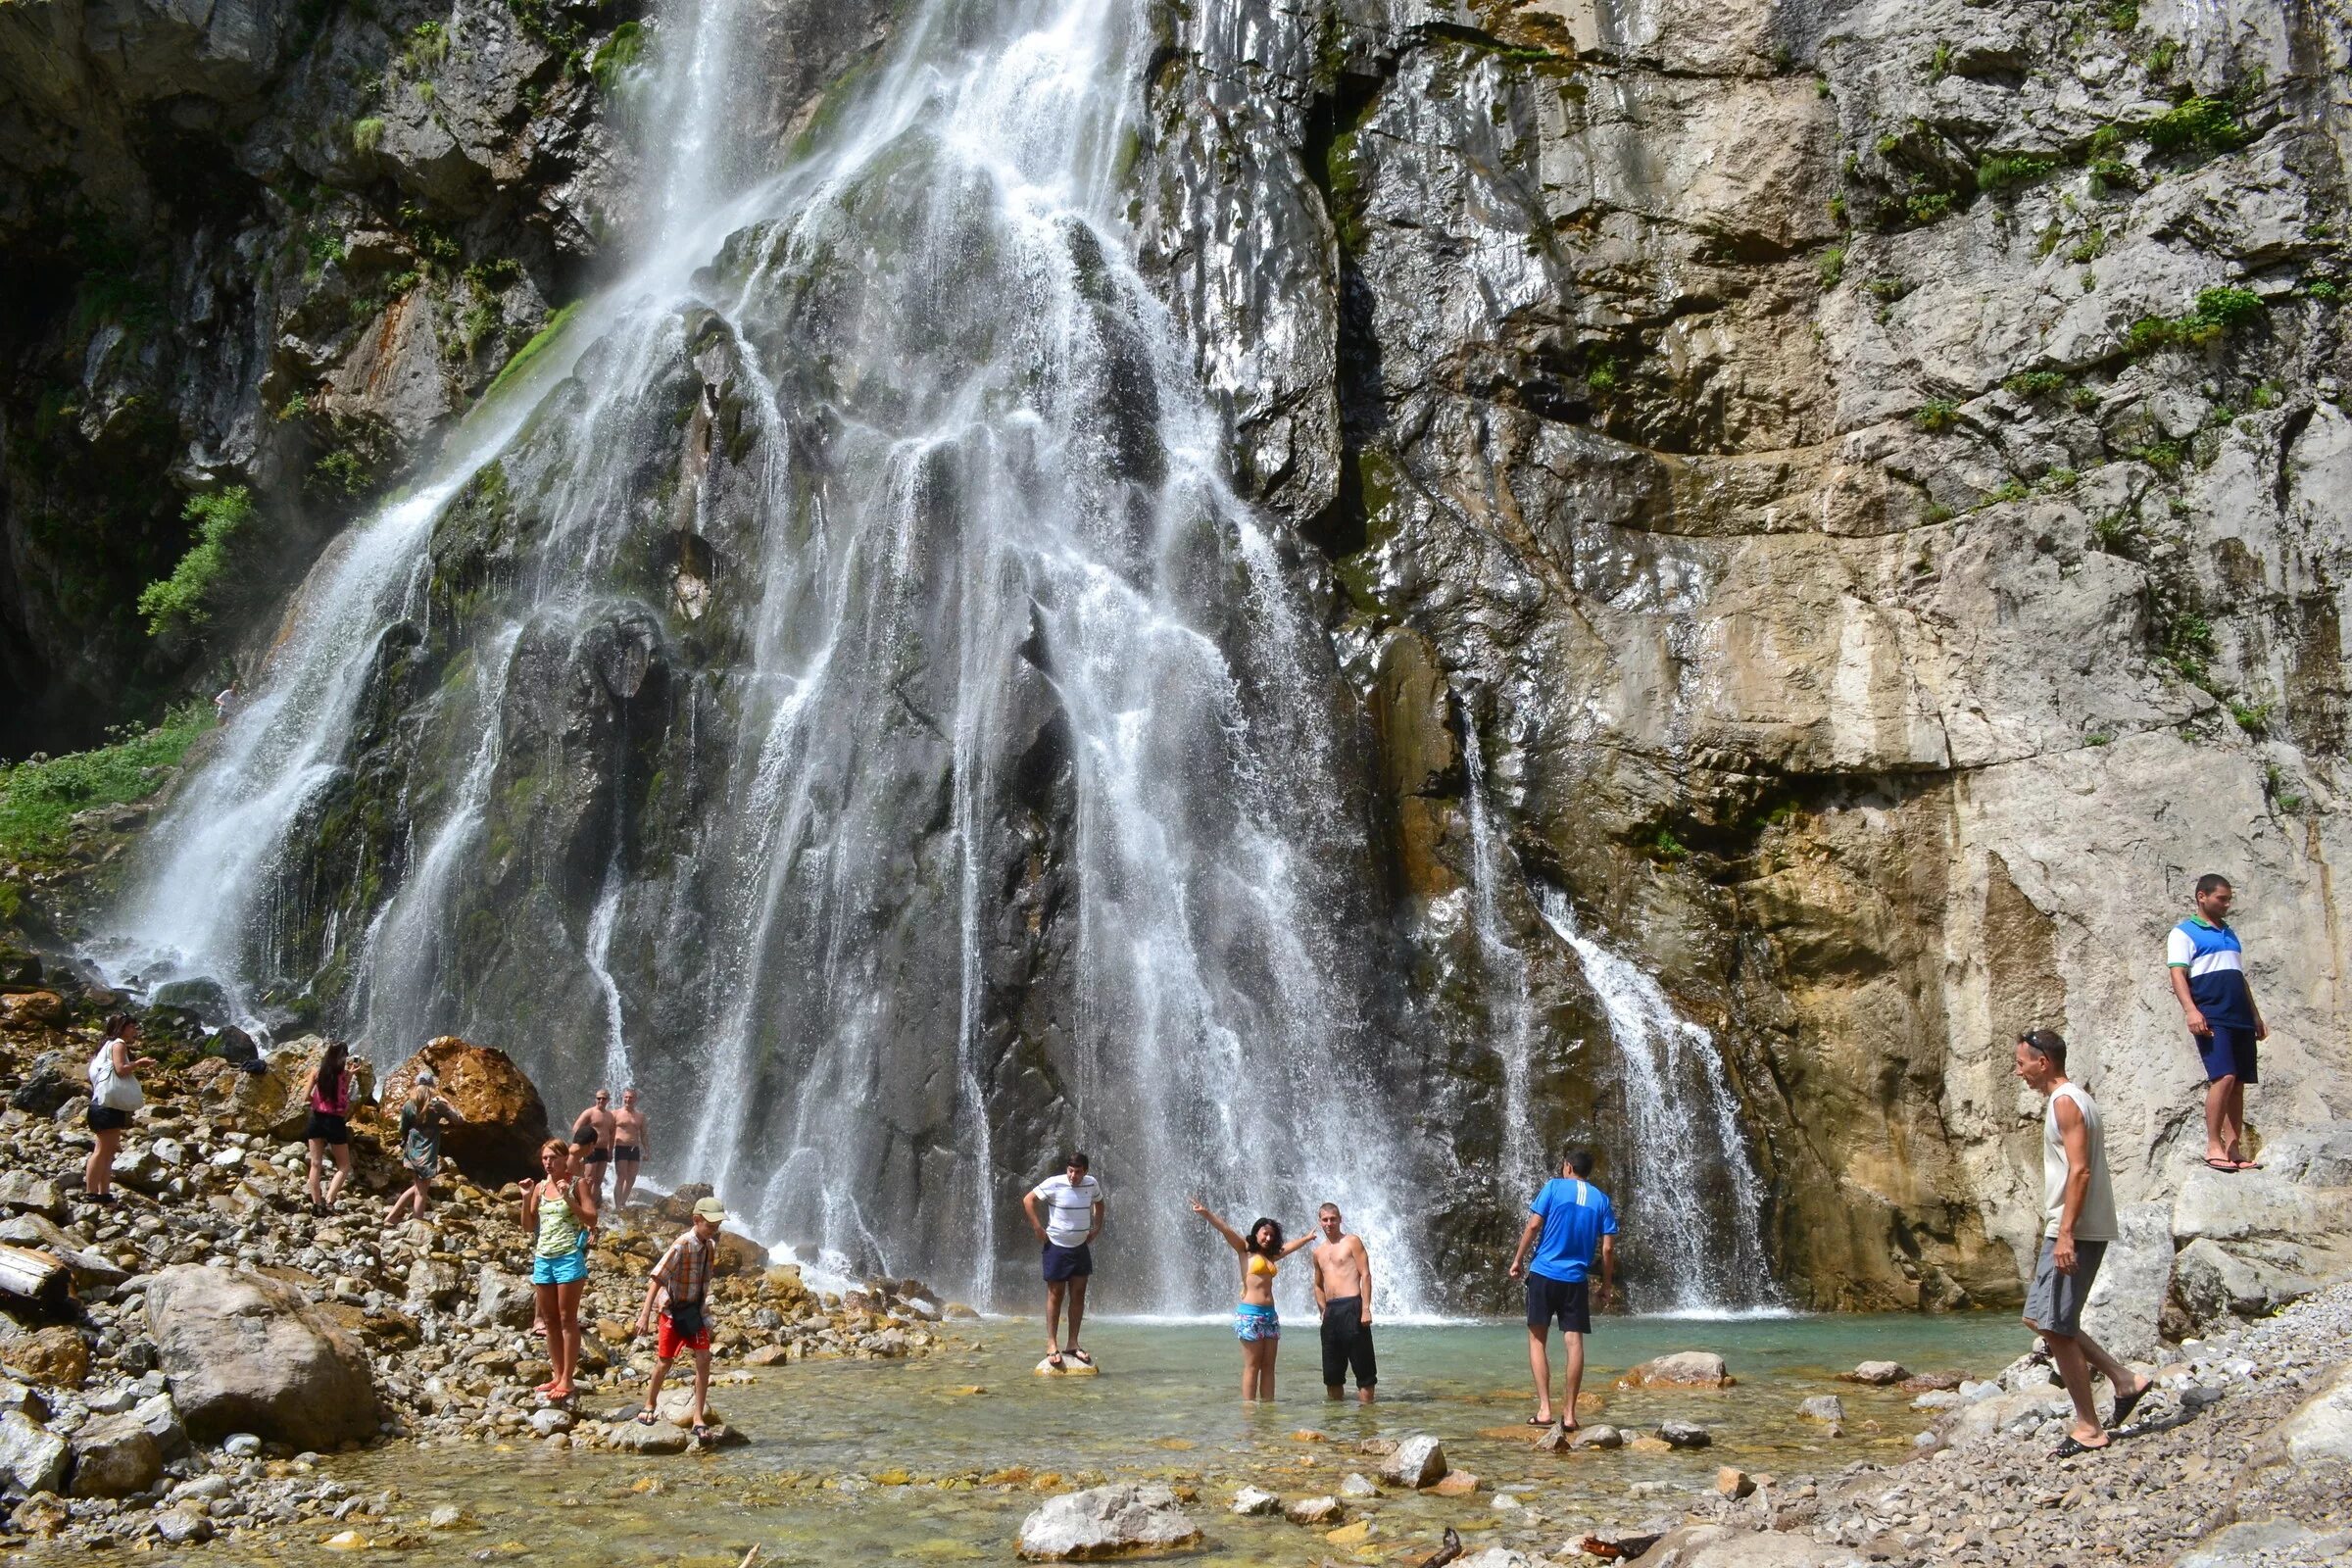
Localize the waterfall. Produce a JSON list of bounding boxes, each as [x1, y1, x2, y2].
[[103, 0, 1429, 1315], [1535, 889, 1778, 1312], [1457, 713, 1537, 1185]]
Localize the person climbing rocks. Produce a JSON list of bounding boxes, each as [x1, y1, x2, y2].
[[571, 1088, 616, 1202], [1309, 1201, 1377, 1402], [2014, 1029, 2150, 1455], [82, 1015, 155, 1207], [304, 1040, 356, 1217], [612, 1087, 649, 1209], [1507, 1147, 1617, 1431], [520, 1137, 598, 1403], [636, 1195, 726, 1442], [1190, 1200, 1314, 1400], [2168, 874, 2269, 1171], [384, 1069, 466, 1226], [1023, 1152, 1103, 1370]]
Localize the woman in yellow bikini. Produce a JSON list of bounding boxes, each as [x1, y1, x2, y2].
[[1190, 1198, 1315, 1400]]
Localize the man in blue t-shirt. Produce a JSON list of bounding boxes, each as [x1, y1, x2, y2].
[[1506, 1147, 1618, 1430], [2168, 873, 2269, 1171]]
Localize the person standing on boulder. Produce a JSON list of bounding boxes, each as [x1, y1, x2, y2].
[[571, 1089, 617, 1203], [304, 1040, 357, 1218], [383, 1070, 466, 1226], [2168, 874, 2269, 1171], [1309, 1201, 1377, 1403], [520, 1136, 598, 1402], [1023, 1152, 1104, 1370], [634, 1195, 725, 1441], [612, 1088, 649, 1210], [1506, 1147, 1617, 1430], [81, 1015, 156, 1208], [2014, 1029, 2151, 1454]]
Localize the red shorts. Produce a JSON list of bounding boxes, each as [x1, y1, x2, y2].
[[657, 1312, 710, 1360]]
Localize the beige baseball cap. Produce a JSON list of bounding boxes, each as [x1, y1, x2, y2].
[[692, 1197, 729, 1224]]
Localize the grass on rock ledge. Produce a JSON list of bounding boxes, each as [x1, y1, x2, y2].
[[0, 707, 210, 864]]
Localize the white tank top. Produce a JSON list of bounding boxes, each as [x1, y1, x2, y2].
[[2042, 1082, 2119, 1242]]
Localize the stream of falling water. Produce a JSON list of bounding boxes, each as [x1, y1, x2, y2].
[[104, 0, 1428, 1315]]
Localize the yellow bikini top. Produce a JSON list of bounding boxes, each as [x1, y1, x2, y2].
[[1247, 1253, 1277, 1278]]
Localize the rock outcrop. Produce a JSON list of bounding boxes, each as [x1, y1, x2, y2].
[[142, 1264, 379, 1449], [378, 1035, 550, 1185]]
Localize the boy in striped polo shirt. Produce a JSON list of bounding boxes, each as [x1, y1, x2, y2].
[[2168, 874, 2268, 1171]]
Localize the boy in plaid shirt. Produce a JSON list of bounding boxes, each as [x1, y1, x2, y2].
[[634, 1195, 725, 1438]]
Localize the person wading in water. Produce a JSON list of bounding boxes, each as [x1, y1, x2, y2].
[[1309, 1201, 1378, 1403], [1191, 1199, 1314, 1401], [1024, 1152, 1104, 1371]]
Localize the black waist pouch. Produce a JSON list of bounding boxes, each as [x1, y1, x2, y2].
[[665, 1298, 707, 1339]]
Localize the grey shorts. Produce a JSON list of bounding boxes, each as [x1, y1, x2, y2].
[[2025, 1237, 2107, 1337]]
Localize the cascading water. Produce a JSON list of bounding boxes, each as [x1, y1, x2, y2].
[[1534, 889, 1778, 1312], [105, 0, 1430, 1314], [1457, 714, 1537, 1186]]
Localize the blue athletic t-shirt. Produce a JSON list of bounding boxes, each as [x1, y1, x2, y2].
[[1528, 1177, 1617, 1283], [2168, 917, 2256, 1028]]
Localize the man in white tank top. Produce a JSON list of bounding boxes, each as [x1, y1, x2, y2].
[[2014, 1030, 2151, 1455]]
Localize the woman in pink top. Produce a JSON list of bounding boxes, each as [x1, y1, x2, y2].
[[305, 1040, 356, 1216]]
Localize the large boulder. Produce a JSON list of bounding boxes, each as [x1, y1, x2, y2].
[[468, 1266, 534, 1330], [0, 1172, 66, 1221], [0, 1411, 68, 1499], [7, 1052, 81, 1117], [2173, 1238, 2316, 1325], [2081, 1201, 2173, 1362], [1618, 1351, 1735, 1390], [2272, 1362, 2352, 1470], [143, 1265, 378, 1449], [67, 1412, 161, 1497], [1016, 1483, 1201, 1560], [1379, 1433, 1448, 1488], [378, 1037, 549, 1185], [1624, 1524, 1859, 1567]]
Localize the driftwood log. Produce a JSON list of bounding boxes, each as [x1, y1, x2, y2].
[[0, 1243, 71, 1310]]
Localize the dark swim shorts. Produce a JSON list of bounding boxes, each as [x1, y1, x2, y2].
[[2196, 1025, 2258, 1085], [1526, 1274, 1592, 1334], [1042, 1242, 1093, 1282]]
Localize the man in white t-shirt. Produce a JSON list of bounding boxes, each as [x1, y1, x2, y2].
[[1023, 1152, 1104, 1370]]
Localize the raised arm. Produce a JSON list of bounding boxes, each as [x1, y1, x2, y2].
[[1189, 1199, 1246, 1252]]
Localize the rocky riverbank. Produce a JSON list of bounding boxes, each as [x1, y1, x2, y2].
[[0, 978, 956, 1552]]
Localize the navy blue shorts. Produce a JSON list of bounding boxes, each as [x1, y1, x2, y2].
[[1526, 1274, 1592, 1334], [2197, 1025, 2258, 1085], [1043, 1242, 1093, 1282]]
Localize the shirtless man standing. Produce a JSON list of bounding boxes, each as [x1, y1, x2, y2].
[[612, 1089, 649, 1210], [1309, 1202, 1377, 1402], [570, 1090, 616, 1203]]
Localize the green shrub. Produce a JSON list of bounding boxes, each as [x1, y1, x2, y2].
[[1586, 358, 1618, 392], [591, 22, 646, 92], [137, 487, 254, 636], [0, 710, 209, 860], [1978, 154, 2055, 191], [276, 390, 310, 421], [2144, 37, 2180, 77], [2126, 286, 2266, 355], [1905, 191, 1953, 224], [2103, 0, 2138, 28], [1913, 398, 1961, 431], [2134, 440, 2186, 475], [1983, 477, 2030, 506], [311, 449, 375, 498], [1649, 826, 1688, 862], [2091, 512, 2135, 552], [1868, 273, 1909, 302], [2193, 285, 2265, 327], [2165, 612, 2217, 677], [2070, 384, 2102, 412], [2307, 276, 2342, 302], [2145, 96, 2250, 155], [403, 21, 448, 73], [2250, 383, 2281, 410], [2041, 466, 2079, 490], [1816, 245, 1845, 287], [1923, 502, 1956, 524], [2003, 369, 2069, 399], [2068, 227, 2108, 264], [2229, 699, 2274, 738], [1927, 41, 1952, 81], [2088, 157, 2136, 192], [1875, 132, 1902, 156]]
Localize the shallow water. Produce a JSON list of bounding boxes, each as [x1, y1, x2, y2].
[[157, 1313, 2023, 1566]]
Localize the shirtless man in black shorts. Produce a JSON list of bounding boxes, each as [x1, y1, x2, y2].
[[612, 1089, 649, 1209], [1309, 1202, 1377, 1402], [571, 1090, 616, 1203]]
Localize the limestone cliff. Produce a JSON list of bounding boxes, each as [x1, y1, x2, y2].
[[6, 0, 2352, 1313]]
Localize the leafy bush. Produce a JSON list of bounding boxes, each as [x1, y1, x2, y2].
[[1983, 477, 2030, 506], [1905, 191, 1953, 224], [2229, 699, 2274, 738], [2165, 612, 2217, 677], [2068, 227, 2107, 264], [1978, 154, 2055, 191], [1816, 245, 1845, 287], [2145, 96, 2250, 155], [403, 21, 449, 74], [2126, 286, 2266, 354], [2307, 276, 2342, 302], [2134, 440, 2186, 475], [0, 710, 209, 861], [2090, 512, 2136, 553], [1586, 358, 1618, 392], [2103, 0, 2138, 28], [1913, 399, 1961, 431], [1867, 274, 1908, 301], [137, 487, 253, 636], [2003, 369, 2068, 399], [311, 449, 375, 498]]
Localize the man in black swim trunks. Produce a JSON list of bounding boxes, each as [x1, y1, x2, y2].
[[1023, 1152, 1103, 1370], [612, 1088, 649, 1209], [1309, 1202, 1377, 1402], [571, 1090, 615, 1204]]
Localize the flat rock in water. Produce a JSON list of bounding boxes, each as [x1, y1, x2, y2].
[[1618, 1351, 1734, 1390], [1337, 1472, 1379, 1497], [1429, 1470, 1480, 1495], [1897, 1372, 1964, 1394], [605, 1419, 688, 1455], [1379, 1433, 1447, 1488], [1841, 1360, 1907, 1386], [1284, 1494, 1343, 1524], [1569, 1424, 1623, 1450], [1454, 1549, 1532, 1568], [1016, 1483, 1200, 1560], [1035, 1356, 1100, 1376], [1230, 1487, 1280, 1516], [1657, 1421, 1712, 1449], [1797, 1394, 1844, 1422]]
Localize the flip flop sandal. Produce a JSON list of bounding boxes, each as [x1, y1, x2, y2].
[[2202, 1157, 2239, 1173], [634, 1408, 658, 1426], [1067, 1348, 1095, 1366], [1525, 1415, 1554, 1427], [691, 1425, 711, 1443], [2051, 1435, 2108, 1458], [1046, 1352, 1065, 1369], [2107, 1382, 2151, 1430]]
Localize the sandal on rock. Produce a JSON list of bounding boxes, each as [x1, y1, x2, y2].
[[1045, 1351, 1064, 1370], [1525, 1415, 1554, 1427], [2202, 1157, 2239, 1173], [691, 1424, 711, 1444], [634, 1408, 657, 1426], [2052, 1434, 2108, 1458], [1066, 1348, 1094, 1367], [2107, 1381, 2151, 1430]]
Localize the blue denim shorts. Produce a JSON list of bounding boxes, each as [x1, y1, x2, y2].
[[532, 1243, 589, 1287]]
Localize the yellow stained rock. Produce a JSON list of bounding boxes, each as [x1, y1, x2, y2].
[[1153, 1438, 1196, 1450], [1290, 1429, 1326, 1443], [1429, 1471, 1480, 1496], [631, 1477, 665, 1494], [1324, 1522, 1373, 1546], [949, 1385, 987, 1396], [322, 1530, 372, 1550], [874, 1468, 914, 1486]]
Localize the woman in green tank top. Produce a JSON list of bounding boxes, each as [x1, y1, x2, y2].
[[520, 1138, 599, 1401]]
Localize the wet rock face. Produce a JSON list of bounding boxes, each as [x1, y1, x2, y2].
[[1130, 0, 2352, 1305]]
